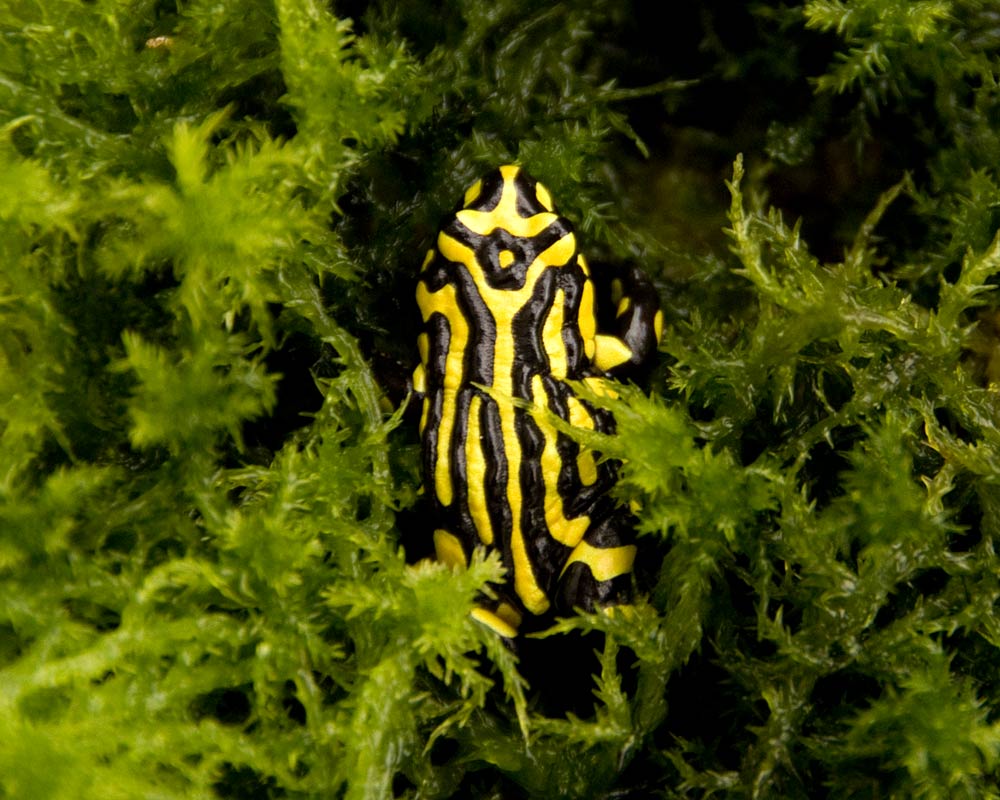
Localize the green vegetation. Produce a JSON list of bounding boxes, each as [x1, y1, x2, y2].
[[3, 0, 1000, 797]]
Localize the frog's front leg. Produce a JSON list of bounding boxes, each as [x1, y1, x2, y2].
[[591, 262, 663, 378], [553, 499, 637, 615]]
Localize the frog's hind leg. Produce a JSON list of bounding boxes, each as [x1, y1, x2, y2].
[[590, 262, 662, 379], [553, 506, 637, 614]]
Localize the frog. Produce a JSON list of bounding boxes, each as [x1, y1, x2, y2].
[[412, 165, 662, 637]]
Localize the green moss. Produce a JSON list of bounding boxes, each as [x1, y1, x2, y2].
[[2, 1, 1000, 797]]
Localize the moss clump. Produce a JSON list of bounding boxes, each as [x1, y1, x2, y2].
[[2, 1, 1000, 798]]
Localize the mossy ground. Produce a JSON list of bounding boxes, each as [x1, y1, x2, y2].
[[2, 1, 1000, 798]]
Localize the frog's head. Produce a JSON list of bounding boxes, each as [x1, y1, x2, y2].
[[439, 166, 576, 287], [459, 165, 557, 218]]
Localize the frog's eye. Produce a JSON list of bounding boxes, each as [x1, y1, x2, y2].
[[463, 179, 483, 208], [535, 181, 554, 211]]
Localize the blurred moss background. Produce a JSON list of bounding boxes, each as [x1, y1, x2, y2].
[[3, 1, 1000, 797]]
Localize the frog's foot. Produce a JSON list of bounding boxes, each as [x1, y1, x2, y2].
[[554, 512, 636, 614], [471, 599, 523, 638]]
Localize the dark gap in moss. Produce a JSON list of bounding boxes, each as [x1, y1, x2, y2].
[[18, 687, 72, 723], [454, 770, 530, 800], [517, 630, 605, 720], [57, 85, 139, 135], [872, 568, 949, 631], [948, 631, 1000, 715], [218, 71, 295, 141], [912, 439, 945, 481], [191, 686, 253, 726], [933, 406, 978, 446], [213, 763, 284, 799], [64, 598, 121, 632], [102, 528, 137, 555], [800, 425, 863, 509], [429, 735, 459, 767], [242, 326, 325, 454], [739, 403, 778, 466], [145, 536, 187, 569], [946, 479, 984, 553], [0, 624, 24, 667], [316, 670, 349, 707], [819, 366, 854, 414], [390, 771, 415, 796], [282, 680, 306, 725], [659, 647, 742, 771]]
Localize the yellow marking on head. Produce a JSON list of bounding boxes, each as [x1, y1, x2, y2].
[[535, 181, 554, 211], [561, 541, 636, 582], [498, 249, 515, 269], [594, 334, 634, 371], [616, 296, 632, 318], [456, 166, 558, 238], [471, 607, 518, 638], [465, 394, 493, 545], [412, 363, 426, 395], [579, 278, 597, 360], [541, 288, 568, 379], [434, 529, 468, 568], [654, 309, 664, 343], [421, 249, 435, 271], [566, 395, 598, 486], [463, 179, 483, 208], [532, 375, 590, 548], [416, 281, 470, 507], [578, 254, 590, 276], [535, 230, 576, 269], [417, 332, 429, 365]]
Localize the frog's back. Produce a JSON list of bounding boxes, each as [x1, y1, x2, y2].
[[415, 166, 617, 619]]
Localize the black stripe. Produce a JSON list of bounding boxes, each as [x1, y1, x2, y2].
[[464, 169, 504, 213], [557, 257, 588, 378], [480, 396, 513, 569], [421, 310, 450, 511], [440, 216, 575, 291]]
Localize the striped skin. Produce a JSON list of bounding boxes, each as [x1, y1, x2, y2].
[[414, 165, 662, 636]]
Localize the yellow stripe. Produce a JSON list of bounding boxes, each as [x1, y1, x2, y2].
[[434, 529, 467, 568], [532, 375, 589, 548], [535, 180, 554, 211], [541, 288, 567, 378], [654, 309, 664, 343], [416, 281, 470, 507], [471, 607, 518, 638], [465, 394, 493, 545], [579, 278, 596, 360], [419, 397, 429, 436], [594, 333, 634, 371], [561, 540, 636, 582], [566, 395, 597, 486], [463, 179, 482, 207]]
